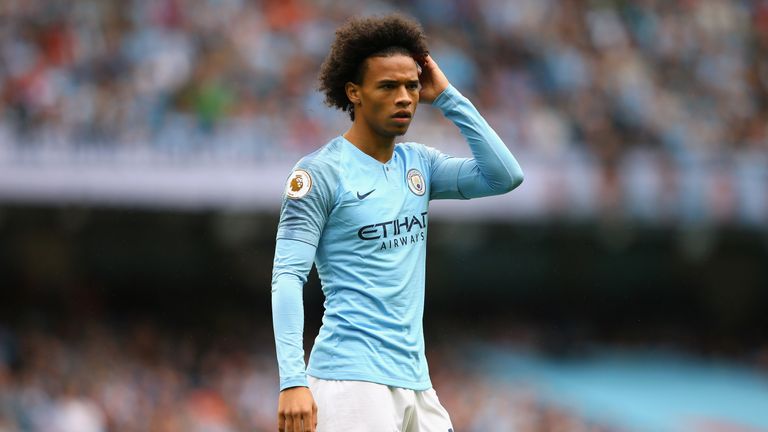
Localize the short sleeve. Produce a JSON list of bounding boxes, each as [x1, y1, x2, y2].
[[275, 159, 338, 247]]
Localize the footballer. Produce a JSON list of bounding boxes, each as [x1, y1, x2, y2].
[[271, 13, 523, 432]]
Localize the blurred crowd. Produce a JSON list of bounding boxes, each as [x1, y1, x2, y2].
[[1, 0, 767, 225], [1, 0, 766, 159], [0, 321, 625, 432]]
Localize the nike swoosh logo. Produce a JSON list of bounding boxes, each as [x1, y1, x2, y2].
[[356, 189, 375, 200]]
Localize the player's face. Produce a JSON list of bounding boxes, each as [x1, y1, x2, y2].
[[351, 54, 421, 138]]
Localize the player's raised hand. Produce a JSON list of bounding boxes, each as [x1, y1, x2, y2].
[[415, 54, 450, 104], [278, 386, 317, 432]]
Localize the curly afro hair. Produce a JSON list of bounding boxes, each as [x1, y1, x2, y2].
[[318, 14, 429, 121]]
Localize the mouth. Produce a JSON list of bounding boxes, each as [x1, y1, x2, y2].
[[391, 111, 412, 123]]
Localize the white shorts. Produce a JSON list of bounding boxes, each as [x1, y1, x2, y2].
[[308, 376, 454, 432]]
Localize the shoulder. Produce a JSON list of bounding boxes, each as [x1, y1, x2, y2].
[[292, 138, 345, 184], [284, 138, 343, 200], [395, 141, 431, 158], [294, 137, 344, 174], [396, 141, 442, 162]]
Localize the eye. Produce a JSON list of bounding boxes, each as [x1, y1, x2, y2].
[[381, 83, 396, 90], [407, 83, 421, 91]]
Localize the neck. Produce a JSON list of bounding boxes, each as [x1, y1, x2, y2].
[[343, 121, 396, 163]]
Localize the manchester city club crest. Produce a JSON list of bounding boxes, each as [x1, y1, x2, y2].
[[406, 169, 426, 196], [285, 169, 312, 199]]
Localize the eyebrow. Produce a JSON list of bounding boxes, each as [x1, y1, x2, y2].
[[376, 79, 420, 85]]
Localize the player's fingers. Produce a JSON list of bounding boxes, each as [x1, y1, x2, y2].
[[292, 412, 304, 432], [278, 413, 286, 432], [302, 412, 313, 432], [284, 414, 293, 432], [312, 402, 318, 431]]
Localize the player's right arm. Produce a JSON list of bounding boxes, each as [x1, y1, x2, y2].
[[272, 237, 318, 432], [271, 159, 337, 432]]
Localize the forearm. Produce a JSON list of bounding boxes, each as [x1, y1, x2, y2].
[[434, 85, 523, 198], [271, 238, 316, 390]]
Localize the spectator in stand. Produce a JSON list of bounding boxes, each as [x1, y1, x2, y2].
[[0, 0, 764, 159], [0, 321, 630, 432], [1, 0, 765, 225]]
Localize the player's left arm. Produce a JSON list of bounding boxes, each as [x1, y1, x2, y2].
[[417, 55, 524, 200]]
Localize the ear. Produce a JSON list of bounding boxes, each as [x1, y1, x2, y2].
[[345, 82, 361, 106]]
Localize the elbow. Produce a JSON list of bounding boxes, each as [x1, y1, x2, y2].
[[513, 169, 524, 189], [271, 269, 303, 294], [496, 152, 524, 193], [496, 168, 524, 194]]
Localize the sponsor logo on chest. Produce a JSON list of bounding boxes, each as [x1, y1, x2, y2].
[[351, 167, 428, 251], [357, 212, 428, 251]]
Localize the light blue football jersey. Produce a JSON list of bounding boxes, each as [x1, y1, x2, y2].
[[272, 85, 523, 391]]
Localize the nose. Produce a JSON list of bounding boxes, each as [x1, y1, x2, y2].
[[395, 85, 414, 107]]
